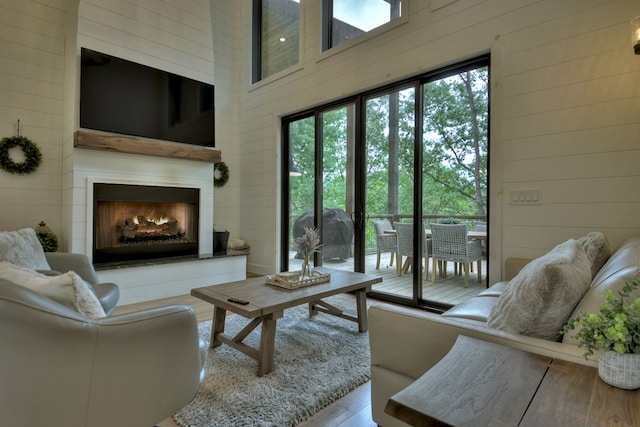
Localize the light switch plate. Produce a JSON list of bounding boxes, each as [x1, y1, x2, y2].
[[510, 189, 541, 205]]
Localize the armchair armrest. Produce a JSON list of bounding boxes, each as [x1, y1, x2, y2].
[[44, 252, 119, 314], [45, 252, 99, 284]]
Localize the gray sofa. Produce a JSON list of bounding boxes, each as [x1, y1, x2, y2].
[[369, 235, 640, 427], [0, 252, 207, 427]]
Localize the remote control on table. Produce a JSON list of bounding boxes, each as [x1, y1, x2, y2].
[[227, 297, 249, 305]]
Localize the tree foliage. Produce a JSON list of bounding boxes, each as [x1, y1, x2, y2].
[[287, 67, 489, 246]]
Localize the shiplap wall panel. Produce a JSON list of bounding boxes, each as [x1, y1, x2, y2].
[[78, 0, 214, 83], [503, 72, 639, 119], [504, 125, 640, 161], [499, 0, 640, 262], [0, 0, 65, 233]]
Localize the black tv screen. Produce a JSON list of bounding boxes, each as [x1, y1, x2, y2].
[[80, 48, 215, 147]]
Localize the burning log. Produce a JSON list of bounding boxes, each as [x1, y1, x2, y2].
[[121, 215, 182, 241]]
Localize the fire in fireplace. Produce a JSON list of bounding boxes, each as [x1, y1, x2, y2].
[[93, 183, 200, 265]]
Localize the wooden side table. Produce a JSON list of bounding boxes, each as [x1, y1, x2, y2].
[[385, 335, 640, 426]]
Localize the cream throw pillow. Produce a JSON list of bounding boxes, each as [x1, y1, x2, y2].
[[0, 261, 105, 319], [487, 239, 591, 341], [0, 228, 50, 270]]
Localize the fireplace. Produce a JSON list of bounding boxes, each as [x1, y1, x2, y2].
[[93, 183, 200, 265]]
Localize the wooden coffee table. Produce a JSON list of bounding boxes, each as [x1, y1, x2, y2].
[[191, 268, 382, 376]]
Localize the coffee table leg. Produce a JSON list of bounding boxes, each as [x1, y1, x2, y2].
[[355, 289, 368, 332], [211, 305, 226, 348], [257, 311, 282, 377]]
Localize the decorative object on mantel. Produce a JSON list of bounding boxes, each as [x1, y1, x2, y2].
[[265, 270, 331, 289], [35, 221, 58, 252], [213, 161, 229, 187], [0, 120, 42, 175], [562, 280, 640, 389], [294, 227, 322, 279]]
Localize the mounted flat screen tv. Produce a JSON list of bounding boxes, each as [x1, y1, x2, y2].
[[80, 47, 214, 147]]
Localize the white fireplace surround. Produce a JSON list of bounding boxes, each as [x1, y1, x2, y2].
[[69, 150, 245, 305]]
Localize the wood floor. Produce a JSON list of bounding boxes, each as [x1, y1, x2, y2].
[[114, 280, 376, 427], [300, 251, 488, 306]]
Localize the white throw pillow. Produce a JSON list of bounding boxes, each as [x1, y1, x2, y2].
[[0, 228, 50, 270], [0, 261, 106, 319], [487, 239, 591, 341]]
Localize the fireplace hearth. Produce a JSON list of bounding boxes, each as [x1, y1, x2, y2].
[[93, 183, 199, 265]]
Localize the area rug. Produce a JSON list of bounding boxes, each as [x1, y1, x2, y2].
[[173, 294, 371, 427]]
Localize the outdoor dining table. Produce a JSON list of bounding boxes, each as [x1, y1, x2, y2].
[[384, 229, 487, 240], [425, 229, 486, 240]]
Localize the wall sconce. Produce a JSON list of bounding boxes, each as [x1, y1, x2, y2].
[[289, 159, 302, 176], [633, 16, 640, 55]]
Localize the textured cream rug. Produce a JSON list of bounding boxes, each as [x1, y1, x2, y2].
[[173, 294, 370, 427]]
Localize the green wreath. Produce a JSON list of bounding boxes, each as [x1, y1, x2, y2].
[[0, 136, 42, 174], [214, 161, 229, 187]]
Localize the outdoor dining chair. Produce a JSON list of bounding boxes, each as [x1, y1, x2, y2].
[[394, 222, 432, 279], [430, 223, 482, 287], [372, 220, 396, 269]]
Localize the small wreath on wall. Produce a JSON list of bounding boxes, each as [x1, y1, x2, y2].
[[214, 161, 230, 187], [0, 135, 43, 175]]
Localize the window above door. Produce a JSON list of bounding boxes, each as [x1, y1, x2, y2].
[[322, 0, 404, 51]]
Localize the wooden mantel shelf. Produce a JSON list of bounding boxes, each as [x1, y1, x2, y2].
[[74, 129, 222, 163]]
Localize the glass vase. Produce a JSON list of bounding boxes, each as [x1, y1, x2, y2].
[[301, 255, 312, 279]]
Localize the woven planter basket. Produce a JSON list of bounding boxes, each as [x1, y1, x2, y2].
[[598, 350, 640, 389]]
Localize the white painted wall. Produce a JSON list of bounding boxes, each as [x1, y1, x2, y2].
[[1, 0, 639, 290], [0, 0, 66, 238]]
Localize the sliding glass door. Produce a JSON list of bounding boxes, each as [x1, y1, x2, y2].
[[282, 56, 489, 310], [363, 86, 418, 302]]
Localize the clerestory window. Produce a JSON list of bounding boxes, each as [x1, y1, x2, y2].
[[252, 0, 300, 83], [322, 0, 402, 51]]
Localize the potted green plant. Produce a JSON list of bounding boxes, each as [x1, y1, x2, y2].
[[35, 221, 58, 252], [562, 280, 640, 389]]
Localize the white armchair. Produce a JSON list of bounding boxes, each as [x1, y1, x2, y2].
[[0, 277, 206, 427]]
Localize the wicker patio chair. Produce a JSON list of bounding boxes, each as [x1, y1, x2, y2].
[[372, 220, 396, 269], [473, 220, 488, 258], [430, 223, 482, 287], [394, 222, 432, 279]]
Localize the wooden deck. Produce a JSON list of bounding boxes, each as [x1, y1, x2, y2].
[[290, 252, 487, 306]]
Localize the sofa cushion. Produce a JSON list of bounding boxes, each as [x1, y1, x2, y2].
[[0, 228, 50, 270], [577, 231, 611, 279], [487, 239, 591, 341], [442, 296, 498, 322], [477, 281, 508, 297], [0, 261, 105, 318]]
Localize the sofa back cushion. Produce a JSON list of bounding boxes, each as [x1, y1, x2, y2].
[[562, 235, 640, 345], [487, 239, 591, 341]]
